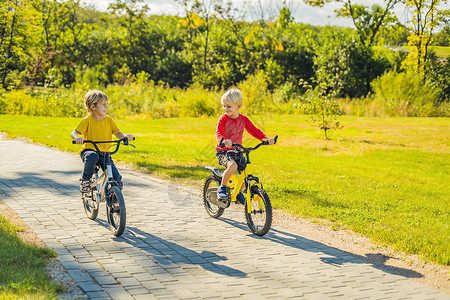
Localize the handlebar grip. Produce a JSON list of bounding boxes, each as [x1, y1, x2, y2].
[[274, 135, 278, 144], [218, 137, 225, 148], [72, 140, 76, 144]]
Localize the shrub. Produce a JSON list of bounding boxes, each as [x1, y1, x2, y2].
[[371, 70, 446, 117], [238, 71, 274, 114]]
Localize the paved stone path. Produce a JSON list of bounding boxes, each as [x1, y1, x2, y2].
[[0, 139, 448, 300]]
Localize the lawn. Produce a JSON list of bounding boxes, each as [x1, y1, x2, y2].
[[0, 214, 64, 299], [0, 114, 449, 265], [403, 45, 450, 59], [432, 46, 450, 59]]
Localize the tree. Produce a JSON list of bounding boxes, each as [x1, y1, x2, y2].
[[432, 8, 450, 45], [404, 0, 448, 73], [0, 0, 41, 89], [306, 0, 404, 47], [176, 0, 217, 74], [313, 28, 389, 98], [302, 79, 342, 140], [108, 0, 150, 74], [214, 1, 250, 61]]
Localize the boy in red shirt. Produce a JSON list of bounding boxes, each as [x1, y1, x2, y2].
[[215, 88, 275, 202]]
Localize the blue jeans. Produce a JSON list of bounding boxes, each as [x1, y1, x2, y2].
[[80, 150, 122, 187]]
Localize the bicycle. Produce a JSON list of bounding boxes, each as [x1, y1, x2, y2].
[[72, 137, 135, 237], [203, 136, 278, 236]]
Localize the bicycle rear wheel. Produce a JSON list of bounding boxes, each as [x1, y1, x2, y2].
[[106, 186, 126, 237], [203, 175, 224, 218], [245, 186, 272, 236], [83, 188, 99, 220]]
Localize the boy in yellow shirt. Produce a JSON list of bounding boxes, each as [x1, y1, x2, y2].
[[71, 90, 133, 192]]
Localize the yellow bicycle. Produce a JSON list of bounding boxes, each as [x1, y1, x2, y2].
[[203, 136, 278, 236]]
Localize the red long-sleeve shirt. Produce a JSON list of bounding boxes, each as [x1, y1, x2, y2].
[[215, 114, 267, 151]]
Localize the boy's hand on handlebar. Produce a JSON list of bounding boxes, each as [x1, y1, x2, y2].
[[125, 134, 134, 141], [224, 139, 233, 148], [74, 137, 84, 145], [267, 137, 276, 146]]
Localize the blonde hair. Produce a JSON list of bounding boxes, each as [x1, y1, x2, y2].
[[84, 90, 108, 115], [221, 88, 243, 105]]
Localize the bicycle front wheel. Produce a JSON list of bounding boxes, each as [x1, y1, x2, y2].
[[106, 186, 126, 237], [245, 186, 272, 236]]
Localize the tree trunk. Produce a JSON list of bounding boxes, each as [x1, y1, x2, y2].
[[1, 9, 16, 89]]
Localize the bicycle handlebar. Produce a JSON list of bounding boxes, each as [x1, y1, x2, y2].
[[72, 137, 135, 155], [218, 135, 278, 153]]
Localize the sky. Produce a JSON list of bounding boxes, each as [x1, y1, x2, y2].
[[81, 0, 449, 28]]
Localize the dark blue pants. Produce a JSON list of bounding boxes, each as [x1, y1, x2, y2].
[[80, 150, 122, 186]]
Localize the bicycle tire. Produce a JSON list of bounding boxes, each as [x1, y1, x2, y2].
[[203, 175, 225, 218], [83, 189, 99, 220], [106, 186, 126, 237], [245, 186, 272, 236]]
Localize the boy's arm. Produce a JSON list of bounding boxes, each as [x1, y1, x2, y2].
[[115, 130, 134, 141], [243, 116, 275, 145], [215, 115, 233, 148], [71, 130, 84, 144], [215, 115, 226, 142], [243, 116, 267, 140]]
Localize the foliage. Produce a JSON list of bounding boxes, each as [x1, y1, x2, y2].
[[370, 70, 445, 116], [238, 71, 273, 114], [0, 0, 42, 90], [307, 0, 403, 47], [427, 56, 450, 103], [376, 21, 409, 46], [336, 1, 401, 47], [404, 0, 447, 73], [299, 79, 343, 139], [0, 0, 411, 101], [313, 28, 390, 98]]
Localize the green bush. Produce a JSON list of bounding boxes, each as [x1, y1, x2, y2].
[[371, 70, 447, 117], [238, 71, 274, 114]]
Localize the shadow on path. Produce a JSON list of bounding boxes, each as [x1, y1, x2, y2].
[[220, 217, 423, 279], [0, 171, 78, 197], [94, 220, 247, 278], [0, 170, 155, 201]]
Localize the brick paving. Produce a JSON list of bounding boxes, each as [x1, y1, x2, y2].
[[0, 139, 448, 300]]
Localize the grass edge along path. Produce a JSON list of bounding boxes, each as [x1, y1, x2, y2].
[[0, 212, 64, 299], [0, 114, 449, 266]]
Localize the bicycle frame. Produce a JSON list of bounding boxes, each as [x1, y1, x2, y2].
[[227, 159, 265, 214], [90, 164, 113, 204], [75, 137, 134, 206]]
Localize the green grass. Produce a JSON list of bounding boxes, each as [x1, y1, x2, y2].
[[403, 45, 450, 59], [0, 214, 64, 299], [432, 46, 450, 59], [0, 114, 449, 265]]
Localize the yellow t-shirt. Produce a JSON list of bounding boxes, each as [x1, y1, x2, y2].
[[75, 115, 119, 153]]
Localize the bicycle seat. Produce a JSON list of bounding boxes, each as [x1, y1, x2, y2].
[[205, 166, 223, 178]]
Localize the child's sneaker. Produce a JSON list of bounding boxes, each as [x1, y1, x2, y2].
[[217, 185, 228, 200], [79, 180, 90, 193], [236, 192, 245, 205]]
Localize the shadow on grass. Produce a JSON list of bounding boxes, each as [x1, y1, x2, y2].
[[219, 217, 423, 279]]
